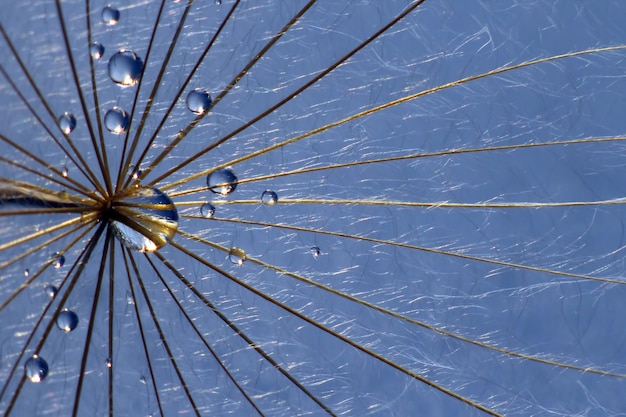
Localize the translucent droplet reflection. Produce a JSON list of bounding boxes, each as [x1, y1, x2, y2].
[[200, 202, 215, 218], [109, 187, 179, 252], [90, 42, 105, 60], [58, 112, 76, 134], [104, 107, 130, 134], [102, 6, 120, 25], [56, 309, 79, 332], [261, 190, 278, 205], [24, 355, 49, 383], [186, 88, 212, 114], [45, 285, 58, 298], [52, 253, 65, 268], [108, 51, 143, 87], [207, 168, 238, 196], [229, 247, 246, 266]]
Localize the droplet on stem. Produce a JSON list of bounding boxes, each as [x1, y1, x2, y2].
[[207, 168, 238, 196]]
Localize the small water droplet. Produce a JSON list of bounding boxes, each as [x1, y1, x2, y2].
[[52, 253, 65, 268], [200, 203, 215, 218], [140, 376, 146, 384], [24, 355, 49, 383], [110, 187, 179, 252], [90, 42, 105, 60], [102, 6, 120, 25], [58, 112, 76, 134], [56, 309, 79, 332], [186, 88, 212, 114], [61, 165, 69, 177], [104, 107, 130, 134], [127, 164, 143, 180], [106, 358, 112, 368], [108, 50, 143, 87], [261, 190, 278, 206], [24, 269, 29, 277], [229, 247, 246, 266], [215, 0, 222, 5], [311, 246, 320, 259], [126, 290, 135, 305], [45, 285, 58, 298], [207, 168, 238, 196]]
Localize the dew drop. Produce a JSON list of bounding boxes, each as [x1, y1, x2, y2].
[[106, 358, 112, 368], [110, 187, 179, 252], [56, 309, 79, 332], [58, 112, 76, 134], [108, 51, 143, 87], [207, 168, 238, 196], [45, 285, 58, 298], [61, 165, 69, 178], [104, 107, 130, 134], [24, 269, 29, 277], [102, 6, 120, 25], [140, 376, 146, 384], [200, 203, 215, 218], [229, 247, 246, 266], [126, 290, 135, 305], [24, 355, 49, 383], [186, 88, 212, 114], [127, 164, 143, 180], [52, 253, 65, 268], [311, 246, 321, 259], [261, 190, 278, 206], [215, 0, 222, 5], [90, 42, 105, 60]]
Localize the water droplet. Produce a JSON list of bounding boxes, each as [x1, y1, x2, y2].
[[200, 203, 215, 218], [61, 165, 69, 178], [229, 247, 246, 266], [52, 253, 65, 268], [106, 358, 112, 368], [186, 88, 212, 114], [90, 42, 105, 60], [58, 112, 76, 134], [108, 50, 143, 87], [45, 285, 58, 298], [104, 107, 130, 134], [24, 355, 49, 383], [311, 246, 321, 259], [140, 376, 146, 384], [127, 164, 143, 180], [261, 190, 278, 205], [24, 269, 29, 277], [56, 309, 79, 332], [207, 168, 238, 196], [110, 187, 179, 252], [215, 0, 222, 5], [102, 6, 120, 25], [126, 290, 135, 305]]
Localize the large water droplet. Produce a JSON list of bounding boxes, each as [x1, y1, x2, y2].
[[109, 187, 179, 252], [24, 355, 49, 383], [52, 253, 65, 268], [207, 168, 238, 196], [58, 112, 76, 134], [229, 247, 246, 266], [56, 309, 79, 332], [90, 42, 105, 60], [186, 88, 212, 114], [200, 203, 215, 218], [104, 107, 130, 134], [108, 51, 143, 87], [102, 6, 120, 25], [261, 190, 278, 206]]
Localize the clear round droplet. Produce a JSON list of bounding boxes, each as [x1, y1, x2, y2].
[[140, 376, 146, 384], [56, 309, 79, 332], [311, 246, 321, 259], [90, 42, 105, 60], [186, 88, 212, 114], [215, 0, 222, 5], [261, 190, 278, 205], [108, 50, 143, 87], [106, 358, 112, 368], [45, 285, 58, 298], [104, 107, 130, 134], [25, 355, 49, 383], [207, 168, 238, 196], [110, 187, 179, 252], [200, 203, 215, 218], [52, 253, 65, 268], [58, 112, 76, 134], [102, 6, 120, 25], [61, 165, 69, 178], [24, 269, 29, 277], [229, 247, 246, 266]]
